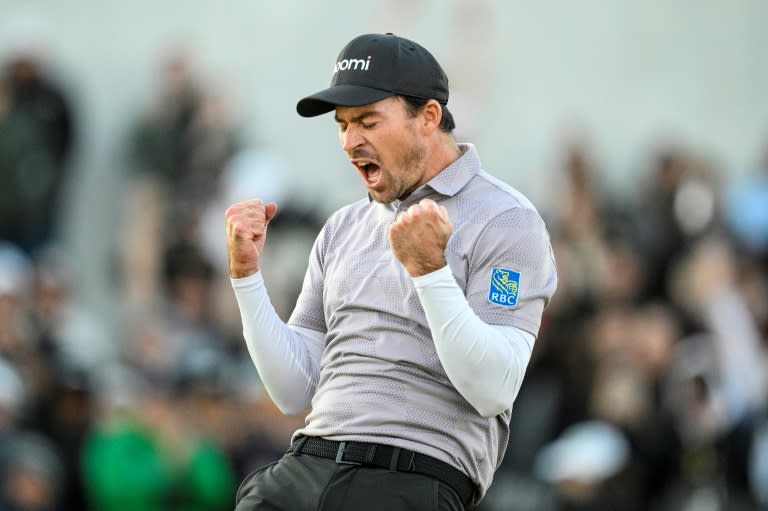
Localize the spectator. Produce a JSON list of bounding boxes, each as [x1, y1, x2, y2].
[[0, 47, 75, 252], [120, 49, 240, 307]]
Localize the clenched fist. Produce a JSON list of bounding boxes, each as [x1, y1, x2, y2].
[[388, 198, 452, 277], [225, 199, 278, 278]]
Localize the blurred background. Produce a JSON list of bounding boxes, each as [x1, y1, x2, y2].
[[0, 0, 767, 509]]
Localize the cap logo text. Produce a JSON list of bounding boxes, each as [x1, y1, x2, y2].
[[334, 56, 372, 73]]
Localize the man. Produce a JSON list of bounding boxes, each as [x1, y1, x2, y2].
[[226, 33, 557, 510], [0, 52, 75, 252]]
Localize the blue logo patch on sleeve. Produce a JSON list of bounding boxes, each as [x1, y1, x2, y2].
[[488, 267, 521, 307]]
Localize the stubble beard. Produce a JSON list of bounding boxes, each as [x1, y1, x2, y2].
[[372, 141, 428, 204]]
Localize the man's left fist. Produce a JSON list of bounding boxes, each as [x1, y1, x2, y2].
[[388, 198, 452, 277]]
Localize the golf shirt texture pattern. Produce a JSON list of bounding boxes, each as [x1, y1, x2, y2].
[[289, 143, 557, 498]]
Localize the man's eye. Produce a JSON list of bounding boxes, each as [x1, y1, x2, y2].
[[337, 124, 347, 132], [362, 122, 377, 129]]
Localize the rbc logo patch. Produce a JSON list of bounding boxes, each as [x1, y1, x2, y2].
[[488, 268, 521, 307]]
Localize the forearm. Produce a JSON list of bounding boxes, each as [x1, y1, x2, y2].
[[231, 272, 324, 415], [414, 266, 535, 418]]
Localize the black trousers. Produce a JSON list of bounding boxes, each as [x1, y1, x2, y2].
[[235, 451, 467, 511]]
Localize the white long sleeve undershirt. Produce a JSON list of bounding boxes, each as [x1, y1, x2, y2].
[[413, 265, 535, 418], [231, 266, 534, 418], [232, 272, 324, 415]]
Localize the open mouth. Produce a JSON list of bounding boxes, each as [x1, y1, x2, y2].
[[353, 160, 382, 188]]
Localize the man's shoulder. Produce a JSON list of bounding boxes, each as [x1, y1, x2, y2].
[[462, 169, 539, 216]]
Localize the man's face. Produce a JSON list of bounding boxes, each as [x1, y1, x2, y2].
[[335, 97, 427, 204]]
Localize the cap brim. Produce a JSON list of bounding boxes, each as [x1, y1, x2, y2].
[[296, 84, 395, 117]]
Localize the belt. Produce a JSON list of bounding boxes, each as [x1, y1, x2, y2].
[[291, 436, 475, 506]]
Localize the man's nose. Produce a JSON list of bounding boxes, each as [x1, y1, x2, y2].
[[341, 125, 364, 152]]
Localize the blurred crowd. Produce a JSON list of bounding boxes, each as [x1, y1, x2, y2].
[[484, 139, 768, 510], [1, 40, 767, 511]]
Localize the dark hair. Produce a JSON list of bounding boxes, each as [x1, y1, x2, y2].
[[400, 96, 455, 134]]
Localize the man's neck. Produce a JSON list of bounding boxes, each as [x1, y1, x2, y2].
[[422, 137, 462, 183]]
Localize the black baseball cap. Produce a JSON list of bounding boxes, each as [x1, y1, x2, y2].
[[296, 33, 449, 117]]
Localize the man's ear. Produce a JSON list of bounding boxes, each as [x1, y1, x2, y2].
[[421, 99, 443, 134]]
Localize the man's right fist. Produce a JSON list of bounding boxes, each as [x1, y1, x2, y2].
[[225, 199, 278, 278]]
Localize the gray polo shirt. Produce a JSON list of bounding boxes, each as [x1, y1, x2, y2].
[[288, 143, 557, 497]]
